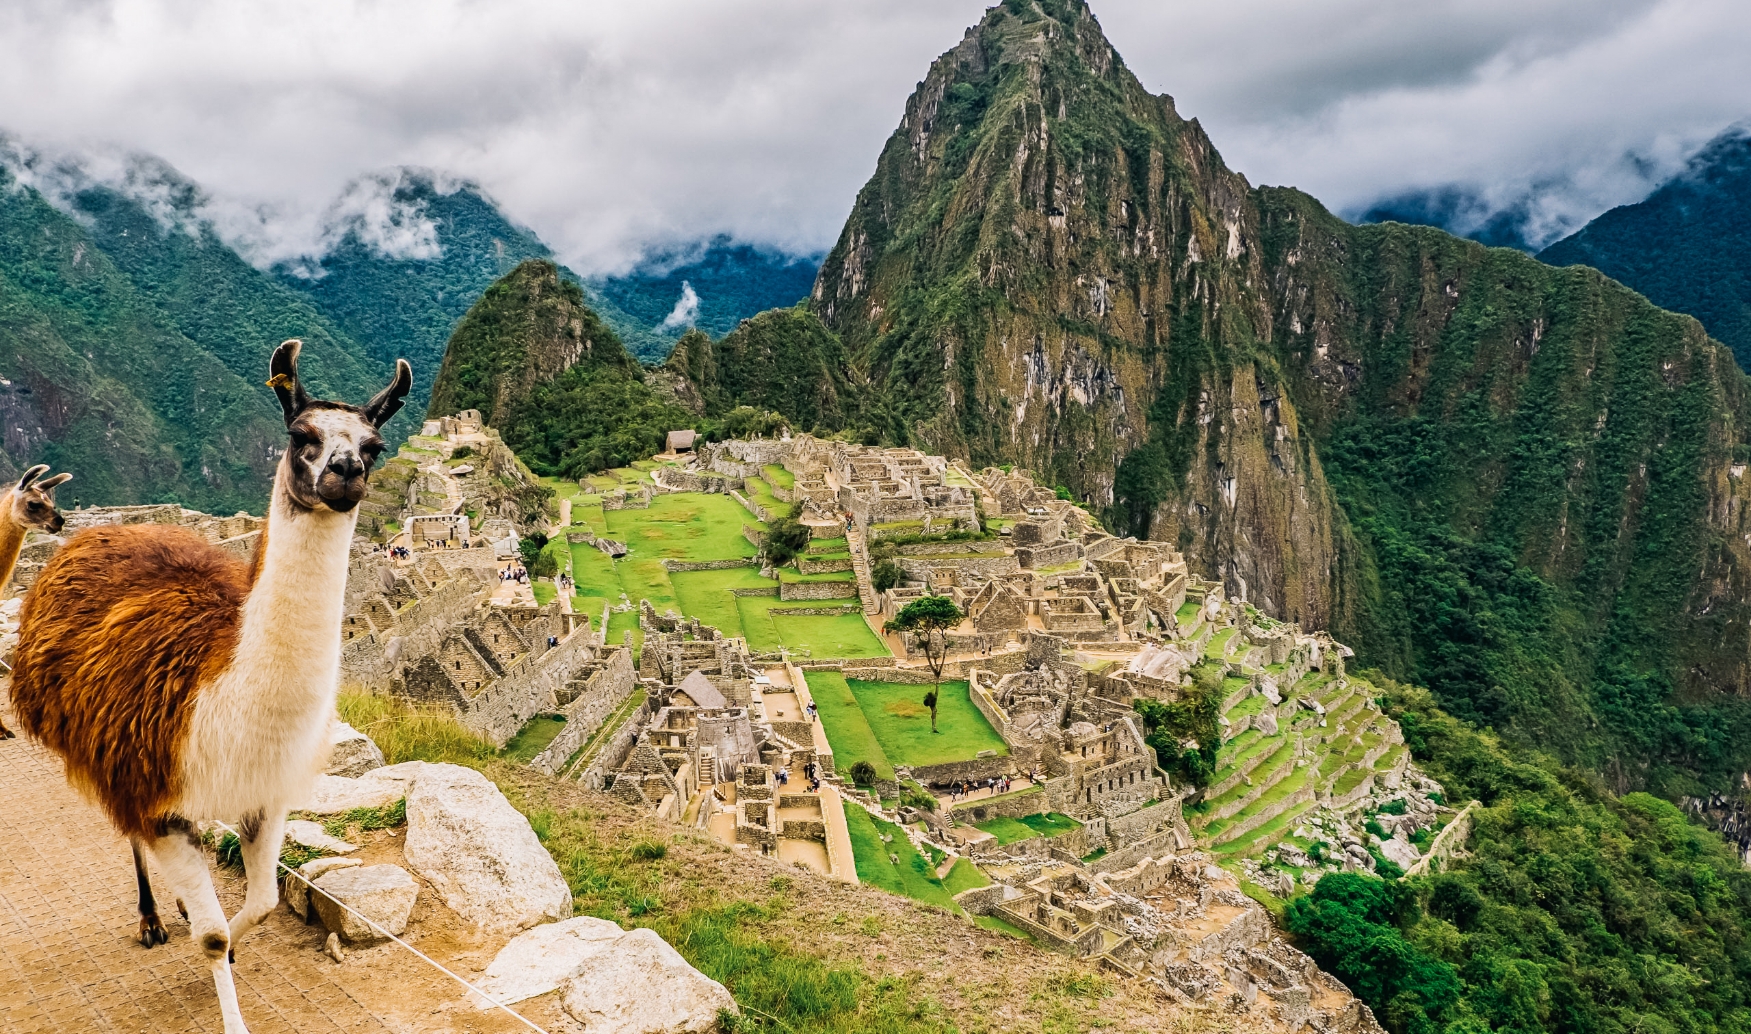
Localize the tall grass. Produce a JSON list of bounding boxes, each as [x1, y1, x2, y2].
[[336, 689, 496, 767]]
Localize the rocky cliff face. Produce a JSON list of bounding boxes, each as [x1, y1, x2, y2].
[[687, 0, 1751, 783]]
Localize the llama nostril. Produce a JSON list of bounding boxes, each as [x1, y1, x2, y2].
[[328, 456, 365, 479]]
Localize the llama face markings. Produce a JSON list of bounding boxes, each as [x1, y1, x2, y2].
[[268, 338, 410, 515], [9, 464, 71, 533], [283, 406, 386, 514]]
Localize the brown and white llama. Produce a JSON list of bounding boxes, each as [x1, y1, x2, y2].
[[0, 463, 72, 738], [11, 341, 410, 1034]]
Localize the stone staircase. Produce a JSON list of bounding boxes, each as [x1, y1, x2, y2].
[[846, 525, 880, 615]]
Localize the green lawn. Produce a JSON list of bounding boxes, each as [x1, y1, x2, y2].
[[942, 858, 989, 896], [605, 494, 759, 562], [500, 715, 567, 763], [755, 610, 888, 660], [762, 464, 795, 489], [779, 568, 856, 583], [806, 672, 895, 780], [669, 567, 775, 635], [806, 536, 848, 553], [842, 803, 960, 912], [531, 582, 556, 606], [845, 678, 1006, 768], [743, 477, 786, 519], [971, 812, 1081, 846]]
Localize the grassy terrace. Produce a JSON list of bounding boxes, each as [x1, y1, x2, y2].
[[761, 464, 795, 489], [971, 812, 1081, 846], [743, 475, 787, 518], [843, 804, 978, 913], [807, 536, 848, 553], [806, 674, 1007, 778], [1205, 628, 1236, 660], [547, 486, 885, 659], [779, 568, 857, 583]]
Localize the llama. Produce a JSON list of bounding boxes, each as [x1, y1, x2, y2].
[[0, 463, 72, 738], [11, 341, 410, 1034]]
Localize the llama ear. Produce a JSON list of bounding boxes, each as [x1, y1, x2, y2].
[[36, 472, 72, 491], [16, 464, 48, 490], [268, 339, 310, 427], [364, 359, 413, 428]]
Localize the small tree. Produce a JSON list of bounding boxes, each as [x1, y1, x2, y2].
[[884, 595, 962, 734], [849, 760, 878, 787], [518, 531, 549, 568], [871, 558, 902, 593]]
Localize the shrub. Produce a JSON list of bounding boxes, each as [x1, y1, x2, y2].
[[518, 530, 549, 568], [871, 558, 902, 593], [765, 516, 812, 567], [849, 760, 879, 787]]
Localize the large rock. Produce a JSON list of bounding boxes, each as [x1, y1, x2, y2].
[[300, 761, 427, 813], [402, 763, 572, 932], [472, 916, 626, 1007], [286, 856, 362, 922], [311, 864, 419, 945], [326, 720, 386, 777], [559, 928, 737, 1034], [1378, 836, 1422, 871]]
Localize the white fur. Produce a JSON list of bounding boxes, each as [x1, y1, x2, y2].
[[178, 446, 361, 820]]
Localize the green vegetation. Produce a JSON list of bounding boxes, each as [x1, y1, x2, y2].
[[1539, 127, 1751, 368], [592, 240, 821, 362], [836, 678, 1015, 769], [661, 306, 862, 435], [430, 260, 694, 477], [1283, 672, 1751, 1034], [970, 812, 1081, 845], [336, 690, 496, 767], [501, 715, 567, 763], [842, 803, 962, 912], [805, 672, 895, 781], [1134, 663, 1221, 788]]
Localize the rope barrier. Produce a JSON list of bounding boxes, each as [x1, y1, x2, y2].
[[211, 820, 553, 1034]]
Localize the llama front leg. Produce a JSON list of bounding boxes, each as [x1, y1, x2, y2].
[[228, 808, 285, 950], [131, 838, 169, 947], [150, 819, 251, 1034]]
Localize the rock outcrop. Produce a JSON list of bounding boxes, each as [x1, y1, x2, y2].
[[401, 763, 573, 932], [311, 864, 420, 945]]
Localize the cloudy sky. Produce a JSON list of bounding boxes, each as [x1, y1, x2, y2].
[[1, 0, 1746, 272]]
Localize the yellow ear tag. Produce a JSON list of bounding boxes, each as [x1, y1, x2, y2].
[[266, 373, 293, 389]]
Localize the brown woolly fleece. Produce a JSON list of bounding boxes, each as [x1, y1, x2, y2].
[[11, 524, 250, 839]]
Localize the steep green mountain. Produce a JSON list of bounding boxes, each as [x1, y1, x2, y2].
[[62, 173, 409, 440], [592, 238, 821, 362], [427, 259, 689, 476], [1539, 126, 1751, 369], [0, 167, 283, 511], [658, 307, 862, 433], [668, 0, 1751, 791]]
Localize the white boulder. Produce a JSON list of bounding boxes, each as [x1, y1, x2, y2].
[[1256, 712, 1279, 736], [472, 916, 626, 1007], [402, 763, 571, 932], [286, 856, 362, 922], [560, 928, 737, 1034], [1379, 836, 1422, 871], [311, 864, 419, 945], [326, 720, 386, 777], [300, 761, 427, 813], [284, 819, 360, 856]]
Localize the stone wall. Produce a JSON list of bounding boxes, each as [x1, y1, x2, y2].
[[528, 648, 638, 774], [910, 755, 1015, 786], [654, 468, 732, 494], [1103, 796, 1186, 849], [895, 555, 1020, 580], [779, 578, 858, 601], [440, 624, 602, 747], [947, 785, 1048, 822], [581, 695, 661, 791], [797, 554, 853, 574], [1016, 541, 1083, 569], [1084, 830, 1181, 876], [338, 571, 490, 690], [1403, 801, 1477, 877], [663, 558, 759, 573]]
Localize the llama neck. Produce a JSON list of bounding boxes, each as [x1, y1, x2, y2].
[[0, 503, 24, 590], [226, 478, 358, 714]]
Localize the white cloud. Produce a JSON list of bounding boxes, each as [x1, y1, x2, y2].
[[0, 0, 1744, 267], [659, 281, 701, 330]]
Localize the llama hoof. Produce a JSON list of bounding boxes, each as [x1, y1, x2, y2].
[[138, 913, 169, 948], [177, 899, 188, 920], [0, 727, 14, 740], [228, 947, 236, 964]]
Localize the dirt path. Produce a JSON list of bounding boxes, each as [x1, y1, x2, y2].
[[0, 696, 552, 1034]]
